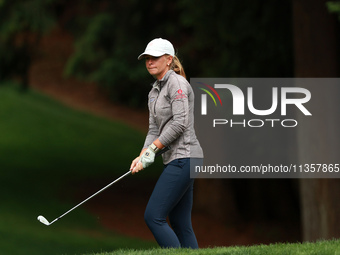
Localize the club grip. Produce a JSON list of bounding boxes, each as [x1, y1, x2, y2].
[[155, 146, 171, 157]]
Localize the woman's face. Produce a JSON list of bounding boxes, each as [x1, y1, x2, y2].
[[145, 55, 173, 80]]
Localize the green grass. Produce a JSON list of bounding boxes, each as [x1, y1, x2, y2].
[[89, 239, 340, 255], [0, 84, 160, 254]]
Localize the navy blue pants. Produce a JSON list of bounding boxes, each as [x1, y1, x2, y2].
[[144, 158, 201, 248]]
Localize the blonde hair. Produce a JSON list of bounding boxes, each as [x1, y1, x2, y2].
[[170, 55, 186, 79]]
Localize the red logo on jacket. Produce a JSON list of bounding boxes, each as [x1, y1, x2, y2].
[[174, 89, 187, 100]]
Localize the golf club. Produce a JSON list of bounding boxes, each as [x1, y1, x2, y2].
[[37, 146, 170, 226]]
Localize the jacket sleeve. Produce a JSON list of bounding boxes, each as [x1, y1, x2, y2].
[[143, 103, 159, 149], [158, 76, 189, 146]]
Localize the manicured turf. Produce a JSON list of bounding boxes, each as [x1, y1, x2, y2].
[[89, 239, 340, 255]]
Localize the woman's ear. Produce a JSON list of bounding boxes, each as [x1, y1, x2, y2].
[[167, 55, 173, 66]]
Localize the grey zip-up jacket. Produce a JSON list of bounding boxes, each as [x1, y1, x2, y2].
[[143, 70, 203, 164]]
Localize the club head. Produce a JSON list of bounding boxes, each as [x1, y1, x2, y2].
[[37, 215, 50, 226]]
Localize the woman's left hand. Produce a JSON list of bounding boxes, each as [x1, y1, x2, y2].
[[140, 146, 156, 169]]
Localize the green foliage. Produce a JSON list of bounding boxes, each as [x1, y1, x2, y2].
[[177, 0, 293, 77], [327, 1, 340, 20], [0, 0, 55, 36], [0, 0, 56, 89], [64, 1, 158, 107], [64, 11, 150, 107], [65, 0, 293, 107], [0, 0, 293, 104]]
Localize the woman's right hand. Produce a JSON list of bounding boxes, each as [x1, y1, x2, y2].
[[130, 148, 148, 174], [130, 156, 141, 174]]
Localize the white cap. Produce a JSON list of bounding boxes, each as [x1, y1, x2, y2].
[[138, 38, 175, 60]]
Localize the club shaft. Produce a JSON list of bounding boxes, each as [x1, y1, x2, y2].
[[48, 146, 170, 225], [49, 171, 131, 225]]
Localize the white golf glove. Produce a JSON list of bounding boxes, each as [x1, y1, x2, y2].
[[140, 144, 160, 168]]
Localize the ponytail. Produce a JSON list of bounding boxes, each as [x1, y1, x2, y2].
[[170, 55, 186, 79]]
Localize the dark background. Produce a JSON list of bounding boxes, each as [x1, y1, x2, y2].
[[1, 0, 340, 246]]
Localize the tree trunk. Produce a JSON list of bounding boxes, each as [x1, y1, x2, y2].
[[292, 0, 338, 77], [292, 0, 340, 241]]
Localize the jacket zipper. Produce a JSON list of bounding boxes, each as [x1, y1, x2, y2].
[[153, 82, 161, 118]]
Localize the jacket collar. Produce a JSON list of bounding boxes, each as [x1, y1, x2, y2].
[[153, 70, 174, 91]]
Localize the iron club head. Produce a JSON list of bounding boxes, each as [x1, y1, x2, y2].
[[37, 215, 50, 226]]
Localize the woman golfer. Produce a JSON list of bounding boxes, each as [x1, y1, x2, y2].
[[130, 38, 203, 248]]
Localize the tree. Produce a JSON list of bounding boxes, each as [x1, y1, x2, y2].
[[64, 0, 293, 107], [327, 1, 340, 20], [0, 0, 56, 90], [63, 0, 178, 107], [292, 0, 340, 241]]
